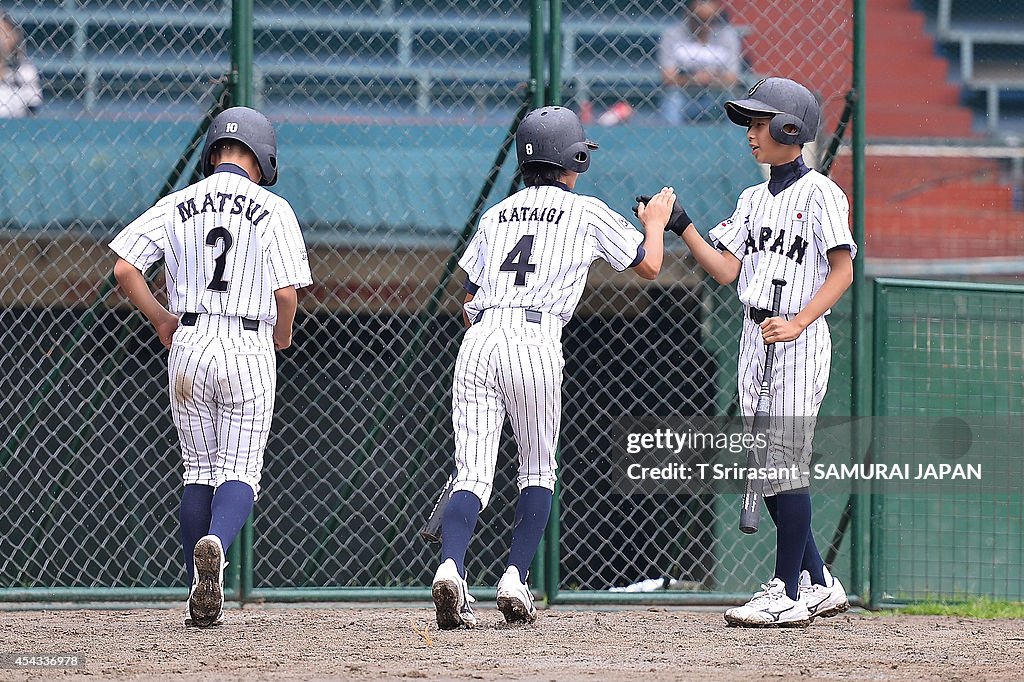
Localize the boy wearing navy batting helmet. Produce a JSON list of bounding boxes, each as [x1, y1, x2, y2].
[[641, 77, 855, 626], [110, 107, 312, 627], [431, 106, 676, 629]]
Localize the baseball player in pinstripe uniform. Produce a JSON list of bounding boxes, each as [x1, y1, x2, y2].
[[645, 78, 854, 626], [431, 105, 676, 629], [110, 106, 312, 627]]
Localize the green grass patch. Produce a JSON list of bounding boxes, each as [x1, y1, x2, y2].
[[892, 597, 1024, 619]]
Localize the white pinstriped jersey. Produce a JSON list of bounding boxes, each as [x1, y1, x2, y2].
[[109, 166, 312, 323], [709, 170, 857, 315], [459, 184, 644, 325]]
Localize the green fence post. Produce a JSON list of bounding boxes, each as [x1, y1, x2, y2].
[[229, 0, 255, 603], [231, 0, 254, 108], [547, 0, 562, 106], [530, 0, 545, 109], [241, 516, 254, 600], [525, 0, 548, 600], [540, 0, 563, 604], [850, 0, 868, 603], [868, 280, 890, 609], [543, 485, 560, 603]]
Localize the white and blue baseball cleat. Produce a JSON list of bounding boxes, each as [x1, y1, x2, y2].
[[496, 566, 537, 625], [799, 567, 850, 620], [187, 535, 226, 628], [724, 578, 812, 628], [431, 558, 477, 630]]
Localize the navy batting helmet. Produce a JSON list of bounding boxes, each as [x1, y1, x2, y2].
[[200, 106, 279, 186], [724, 78, 820, 146], [516, 106, 598, 173]]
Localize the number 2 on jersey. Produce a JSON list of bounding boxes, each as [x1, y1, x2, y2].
[[205, 227, 233, 291], [499, 235, 537, 286]]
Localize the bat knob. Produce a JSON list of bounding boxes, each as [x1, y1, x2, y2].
[[419, 529, 442, 543], [771, 278, 787, 287]]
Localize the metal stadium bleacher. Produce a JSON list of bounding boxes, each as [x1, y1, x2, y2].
[[14, 0, 674, 120], [922, 0, 1024, 134]]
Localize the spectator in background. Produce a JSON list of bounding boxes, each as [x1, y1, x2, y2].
[[659, 0, 742, 124], [0, 11, 41, 117]]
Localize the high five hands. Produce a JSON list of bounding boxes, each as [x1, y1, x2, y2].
[[635, 187, 677, 229], [633, 192, 692, 235]]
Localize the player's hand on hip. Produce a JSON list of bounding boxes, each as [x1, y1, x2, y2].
[[274, 327, 292, 351], [760, 316, 805, 344], [153, 311, 179, 349], [636, 187, 676, 230]]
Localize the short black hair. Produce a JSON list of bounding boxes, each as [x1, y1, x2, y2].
[[521, 162, 566, 187], [212, 139, 247, 154], [211, 139, 259, 164]]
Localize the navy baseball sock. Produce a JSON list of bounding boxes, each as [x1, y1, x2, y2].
[[440, 491, 482, 579], [507, 486, 553, 583], [179, 484, 214, 585], [208, 480, 255, 552], [772, 491, 812, 601], [766, 493, 827, 586], [765, 493, 779, 525], [801, 525, 827, 586]]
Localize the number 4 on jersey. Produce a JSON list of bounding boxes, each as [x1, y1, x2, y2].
[[500, 235, 537, 286]]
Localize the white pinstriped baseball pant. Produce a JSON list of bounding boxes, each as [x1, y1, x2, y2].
[[168, 313, 276, 499], [451, 307, 564, 509], [738, 312, 831, 495]]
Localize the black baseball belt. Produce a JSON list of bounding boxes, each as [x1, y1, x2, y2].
[[748, 307, 774, 324], [180, 312, 261, 332], [473, 308, 544, 325]]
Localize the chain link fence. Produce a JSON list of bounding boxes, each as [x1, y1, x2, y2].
[[0, 0, 232, 596], [3, 0, 1015, 607], [871, 279, 1024, 606], [0, 0, 858, 603]]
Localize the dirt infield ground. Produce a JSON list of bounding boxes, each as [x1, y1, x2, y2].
[[1, 605, 1020, 681]]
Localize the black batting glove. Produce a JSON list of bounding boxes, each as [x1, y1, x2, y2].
[[633, 194, 692, 236], [632, 194, 652, 218]]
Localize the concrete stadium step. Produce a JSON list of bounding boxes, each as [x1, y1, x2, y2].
[[866, 108, 977, 137], [865, 13, 939, 39], [861, 0, 974, 138], [865, 61, 952, 83], [865, 86, 961, 106], [865, 206, 1024, 259], [896, 182, 1014, 209], [833, 157, 1002, 198], [833, 155, 1021, 260]]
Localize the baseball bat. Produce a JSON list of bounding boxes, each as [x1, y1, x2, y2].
[[420, 475, 455, 543], [739, 278, 787, 534]]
